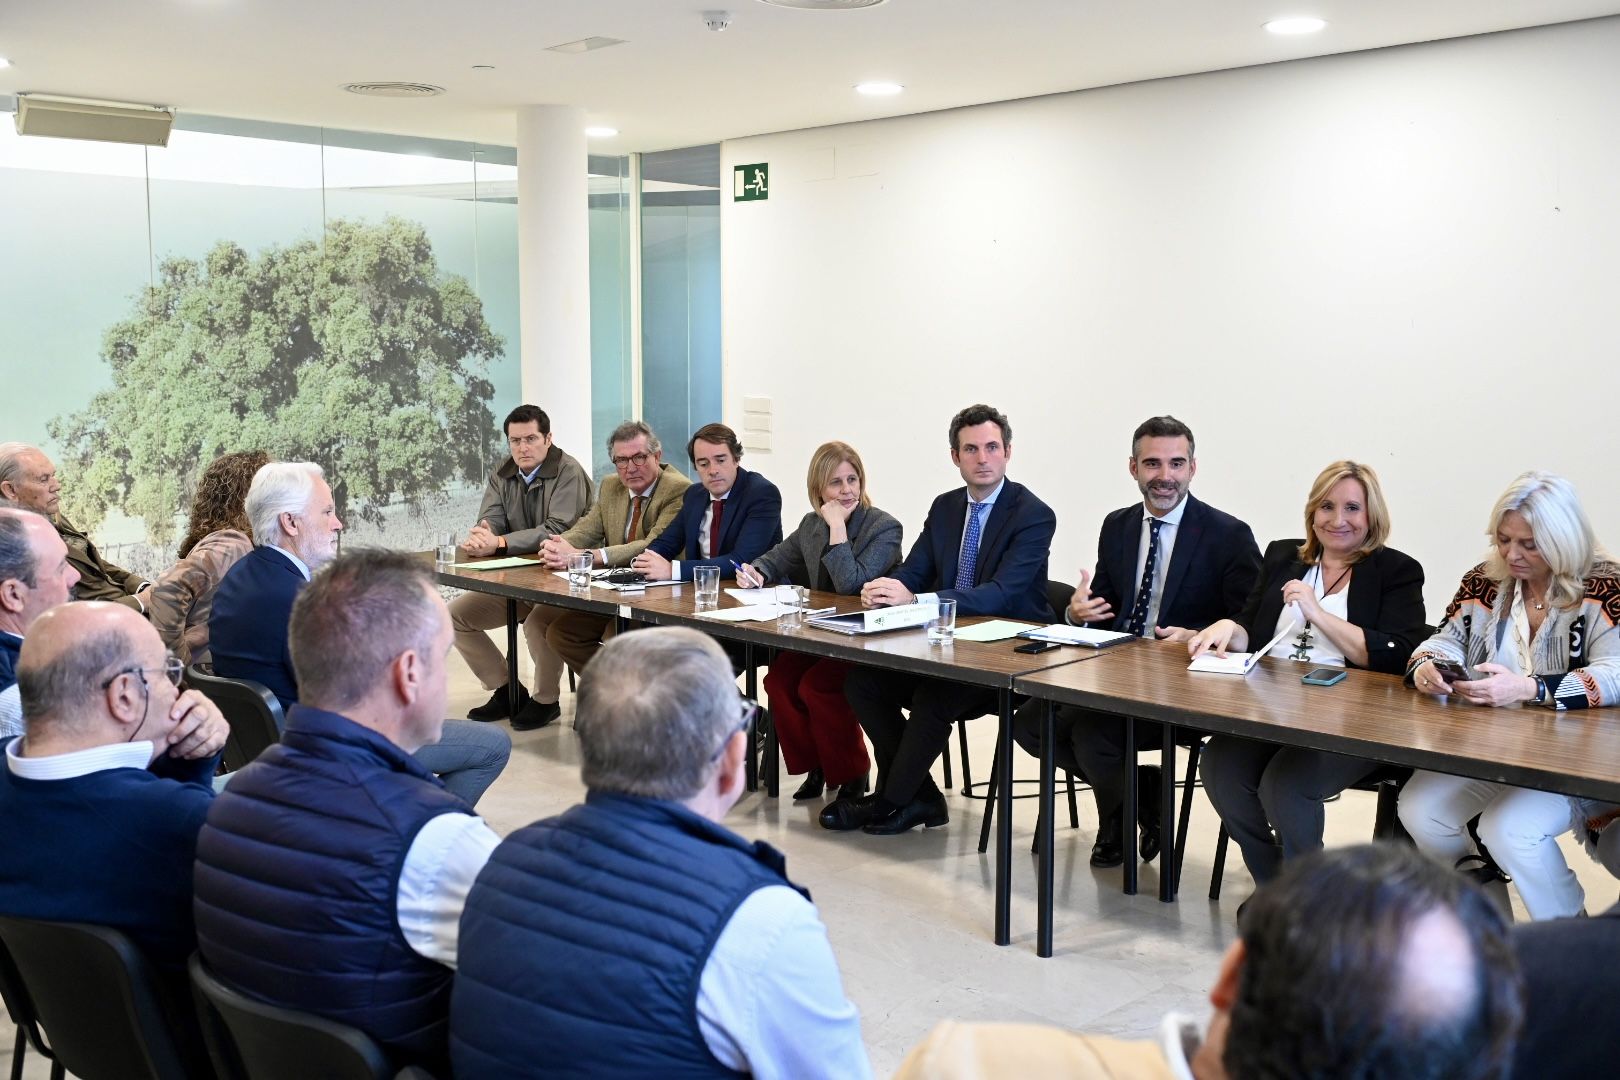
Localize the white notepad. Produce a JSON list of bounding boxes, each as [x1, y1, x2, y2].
[[1187, 622, 1299, 675], [1020, 624, 1136, 648]]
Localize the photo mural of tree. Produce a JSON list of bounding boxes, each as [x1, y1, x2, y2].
[[48, 216, 502, 545]]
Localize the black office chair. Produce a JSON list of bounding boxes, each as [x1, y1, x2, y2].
[[0, 917, 193, 1080], [188, 954, 434, 1080], [0, 934, 62, 1080], [185, 664, 284, 772]]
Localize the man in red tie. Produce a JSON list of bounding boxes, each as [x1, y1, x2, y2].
[[632, 423, 783, 584]]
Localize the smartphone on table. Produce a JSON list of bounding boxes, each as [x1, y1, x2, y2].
[[1301, 667, 1347, 686], [1014, 639, 1062, 654]]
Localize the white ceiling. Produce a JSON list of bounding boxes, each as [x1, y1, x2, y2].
[[3, 1, 1618, 152]]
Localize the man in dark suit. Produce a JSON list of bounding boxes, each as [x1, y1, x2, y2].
[[632, 422, 783, 582], [1014, 415, 1260, 867], [210, 462, 510, 805], [831, 404, 1056, 836], [1510, 902, 1620, 1077]]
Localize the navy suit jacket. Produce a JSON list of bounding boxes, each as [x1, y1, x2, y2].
[[1089, 492, 1261, 633], [644, 466, 784, 582], [892, 480, 1056, 622], [209, 545, 304, 709]]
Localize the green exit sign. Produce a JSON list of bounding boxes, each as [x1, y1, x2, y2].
[[733, 163, 768, 202]]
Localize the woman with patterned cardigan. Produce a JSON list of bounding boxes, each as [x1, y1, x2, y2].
[[1399, 471, 1620, 919]]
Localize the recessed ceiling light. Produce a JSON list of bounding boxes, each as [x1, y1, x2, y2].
[[855, 81, 903, 96], [585, 127, 619, 138], [1264, 16, 1327, 35], [471, 64, 496, 71]]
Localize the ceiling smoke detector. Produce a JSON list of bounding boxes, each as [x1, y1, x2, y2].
[[342, 82, 446, 98], [756, 0, 889, 10]]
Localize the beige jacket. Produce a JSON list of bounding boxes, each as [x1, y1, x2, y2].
[[476, 444, 594, 555], [559, 463, 692, 567], [894, 1021, 1180, 1080], [148, 528, 253, 666], [55, 514, 147, 611]]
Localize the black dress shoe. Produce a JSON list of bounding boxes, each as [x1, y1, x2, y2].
[[793, 769, 826, 801], [469, 683, 528, 722], [862, 794, 950, 835], [510, 699, 561, 732], [1089, 837, 1125, 868], [1137, 764, 1163, 863], [835, 773, 870, 801], [819, 794, 883, 832]]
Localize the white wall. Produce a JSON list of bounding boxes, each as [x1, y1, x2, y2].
[[720, 17, 1620, 618]]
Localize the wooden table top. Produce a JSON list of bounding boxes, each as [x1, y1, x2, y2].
[[434, 556, 622, 616], [1014, 639, 1620, 803]]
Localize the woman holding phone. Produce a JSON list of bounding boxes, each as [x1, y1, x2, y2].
[[739, 442, 902, 804], [1189, 461, 1428, 886], [1399, 471, 1620, 919]]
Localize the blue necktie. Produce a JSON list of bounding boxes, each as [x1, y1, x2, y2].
[[956, 501, 987, 590], [1127, 517, 1165, 637]]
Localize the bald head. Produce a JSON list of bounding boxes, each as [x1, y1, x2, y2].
[[18, 602, 153, 735]]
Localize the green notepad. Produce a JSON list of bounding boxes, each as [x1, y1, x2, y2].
[[453, 556, 537, 571], [953, 619, 1040, 642]]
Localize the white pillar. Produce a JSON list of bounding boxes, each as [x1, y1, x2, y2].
[[515, 105, 590, 440]]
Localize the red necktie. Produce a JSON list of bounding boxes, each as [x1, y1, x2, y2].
[[625, 496, 645, 542], [708, 500, 724, 559]]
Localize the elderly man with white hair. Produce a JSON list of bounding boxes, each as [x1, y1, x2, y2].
[[210, 461, 510, 805]]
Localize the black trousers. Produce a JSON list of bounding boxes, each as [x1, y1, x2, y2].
[[844, 667, 997, 805], [1200, 736, 1380, 884], [1012, 701, 1198, 838]]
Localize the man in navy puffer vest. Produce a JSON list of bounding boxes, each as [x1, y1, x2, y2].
[[195, 551, 502, 1075], [453, 627, 871, 1079]]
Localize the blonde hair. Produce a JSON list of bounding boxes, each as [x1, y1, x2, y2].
[[1483, 472, 1600, 610], [1297, 461, 1391, 566], [804, 441, 871, 512]]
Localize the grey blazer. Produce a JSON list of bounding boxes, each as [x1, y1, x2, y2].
[[752, 505, 903, 595]]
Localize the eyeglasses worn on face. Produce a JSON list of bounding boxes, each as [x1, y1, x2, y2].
[[101, 654, 185, 690], [710, 697, 759, 762], [611, 452, 652, 469]]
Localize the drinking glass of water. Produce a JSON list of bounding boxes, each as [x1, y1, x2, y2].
[[694, 565, 721, 606], [436, 533, 458, 570], [567, 552, 594, 593], [927, 599, 957, 645]]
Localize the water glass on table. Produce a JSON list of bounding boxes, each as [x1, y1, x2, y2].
[[567, 551, 594, 594], [927, 599, 957, 645], [777, 585, 810, 631], [436, 533, 458, 570], [694, 564, 721, 606]]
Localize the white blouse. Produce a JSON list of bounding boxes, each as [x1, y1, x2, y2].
[[1265, 565, 1350, 667]]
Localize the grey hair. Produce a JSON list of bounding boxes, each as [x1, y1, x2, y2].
[[1483, 471, 1603, 610], [245, 462, 323, 545], [18, 624, 136, 731], [0, 507, 40, 589], [575, 627, 740, 800], [289, 550, 441, 711], [0, 442, 41, 490], [606, 420, 661, 457]]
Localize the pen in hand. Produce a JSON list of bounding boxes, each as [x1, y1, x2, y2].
[[731, 559, 764, 588]]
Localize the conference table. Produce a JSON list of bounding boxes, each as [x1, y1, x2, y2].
[[434, 556, 1089, 948], [1014, 638, 1620, 956]]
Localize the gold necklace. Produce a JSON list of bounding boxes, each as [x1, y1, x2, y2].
[[1524, 582, 1547, 611]]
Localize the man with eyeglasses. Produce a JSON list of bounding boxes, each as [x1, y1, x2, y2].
[[0, 504, 82, 737], [0, 601, 228, 976], [451, 404, 593, 730], [532, 420, 692, 682], [452, 627, 870, 1079], [0, 442, 154, 612]]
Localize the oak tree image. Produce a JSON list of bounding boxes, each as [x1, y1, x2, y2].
[[49, 216, 501, 544]]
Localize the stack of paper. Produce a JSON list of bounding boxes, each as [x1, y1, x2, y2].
[[1020, 624, 1135, 648], [1187, 622, 1298, 675]]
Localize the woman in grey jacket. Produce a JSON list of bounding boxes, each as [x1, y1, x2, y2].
[[741, 442, 902, 802]]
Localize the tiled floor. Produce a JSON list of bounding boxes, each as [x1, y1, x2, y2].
[[5, 633, 1617, 1078]]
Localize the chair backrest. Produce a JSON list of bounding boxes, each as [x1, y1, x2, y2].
[[0, 916, 190, 1080], [188, 953, 395, 1080], [0, 932, 58, 1067], [185, 664, 284, 771], [1045, 579, 1076, 622]]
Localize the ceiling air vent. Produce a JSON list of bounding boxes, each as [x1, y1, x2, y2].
[[14, 94, 174, 146], [342, 82, 446, 98], [757, 0, 889, 9], [546, 37, 627, 54]]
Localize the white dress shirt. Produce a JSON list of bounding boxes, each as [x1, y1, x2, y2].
[[395, 812, 502, 968], [673, 486, 733, 579], [1263, 565, 1349, 666], [5, 735, 155, 778], [696, 884, 872, 1079], [0, 685, 21, 740], [1134, 495, 1188, 636], [917, 479, 1005, 607]]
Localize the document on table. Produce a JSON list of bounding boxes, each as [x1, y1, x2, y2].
[[695, 604, 783, 622], [1019, 624, 1136, 648], [456, 556, 537, 571], [1187, 621, 1299, 675], [548, 572, 680, 590], [953, 619, 1041, 643], [725, 586, 800, 604]]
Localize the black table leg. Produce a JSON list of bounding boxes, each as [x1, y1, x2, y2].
[[994, 688, 1015, 947], [1122, 717, 1138, 896], [1159, 723, 1178, 903], [505, 599, 520, 719], [1038, 699, 1056, 958], [744, 642, 759, 792]]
